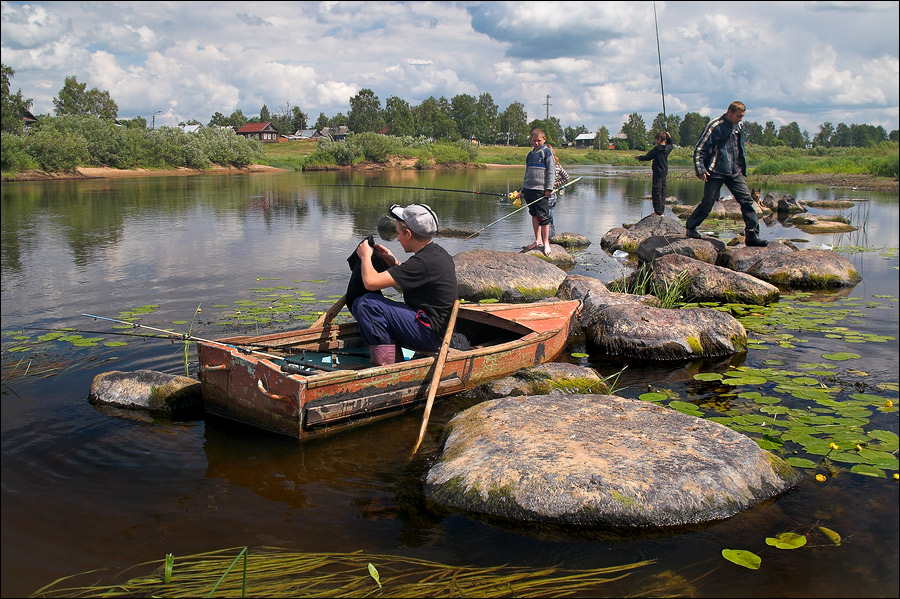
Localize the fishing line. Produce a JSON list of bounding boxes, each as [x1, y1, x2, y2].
[[318, 183, 513, 198], [654, 1, 667, 127], [81, 313, 283, 360], [445, 176, 582, 250]]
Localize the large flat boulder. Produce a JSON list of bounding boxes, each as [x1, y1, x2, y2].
[[585, 303, 747, 361], [454, 249, 567, 302], [746, 249, 862, 288], [425, 394, 800, 526]]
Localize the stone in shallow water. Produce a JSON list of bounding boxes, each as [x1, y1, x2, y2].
[[425, 394, 800, 527]]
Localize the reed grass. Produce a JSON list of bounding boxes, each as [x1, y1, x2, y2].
[[31, 547, 654, 598], [608, 265, 695, 309]]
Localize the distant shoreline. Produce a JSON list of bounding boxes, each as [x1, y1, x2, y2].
[[4, 164, 896, 192]]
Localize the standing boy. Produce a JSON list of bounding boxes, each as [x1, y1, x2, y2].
[[521, 128, 556, 256], [687, 101, 768, 247], [635, 130, 674, 216]]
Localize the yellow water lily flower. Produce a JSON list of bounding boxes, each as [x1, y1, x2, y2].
[[816, 474, 826, 482], [886, 400, 894, 408], [829, 442, 839, 450]]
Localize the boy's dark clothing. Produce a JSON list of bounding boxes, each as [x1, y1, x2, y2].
[[688, 114, 761, 236], [637, 140, 674, 215]]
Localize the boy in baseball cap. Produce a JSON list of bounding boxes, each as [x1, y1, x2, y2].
[[350, 203, 458, 365]]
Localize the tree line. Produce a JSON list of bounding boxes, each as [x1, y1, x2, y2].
[[3, 64, 898, 156]]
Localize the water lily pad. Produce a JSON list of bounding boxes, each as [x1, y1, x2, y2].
[[693, 372, 723, 381], [721, 549, 761, 570], [850, 464, 886, 478], [822, 352, 861, 361], [765, 532, 807, 549], [785, 457, 817, 468], [818, 526, 841, 546]]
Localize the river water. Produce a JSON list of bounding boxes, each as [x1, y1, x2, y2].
[[1, 167, 897, 597]]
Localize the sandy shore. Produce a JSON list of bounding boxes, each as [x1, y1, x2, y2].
[[3, 164, 290, 181], [4, 164, 896, 192]]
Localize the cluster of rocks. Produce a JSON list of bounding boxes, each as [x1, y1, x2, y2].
[[92, 207, 863, 528]]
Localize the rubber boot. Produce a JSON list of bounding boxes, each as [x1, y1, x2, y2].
[[394, 343, 405, 362], [370, 344, 396, 366], [745, 230, 768, 247], [685, 227, 701, 239]]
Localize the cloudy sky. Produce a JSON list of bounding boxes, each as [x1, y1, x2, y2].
[[2, 1, 898, 136]]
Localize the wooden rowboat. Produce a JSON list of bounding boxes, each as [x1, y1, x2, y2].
[[197, 299, 581, 440]]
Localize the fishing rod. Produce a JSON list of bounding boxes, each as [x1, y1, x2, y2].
[[81, 313, 283, 361], [451, 176, 583, 246], [24, 326, 174, 340], [319, 183, 514, 198], [653, 1, 667, 127]]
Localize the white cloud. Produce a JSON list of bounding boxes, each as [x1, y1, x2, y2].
[[1, 1, 897, 133]]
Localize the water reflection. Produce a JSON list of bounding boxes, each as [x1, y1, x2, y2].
[[1, 168, 898, 598]]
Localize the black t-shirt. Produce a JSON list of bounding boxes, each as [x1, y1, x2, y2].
[[388, 242, 458, 338]]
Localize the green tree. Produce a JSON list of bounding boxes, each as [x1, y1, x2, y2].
[[650, 113, 681, 146], [259, 104, 271, 122], [226, 109, 248, 129], [742, 121, 763, 145], [620, 112, 648, 150], [497, 101, 529, 145], [778, 122, 804, 148], [53, 75, 118, 119], [450, 93, 479, 140], [315, 112, 329, 129], [596, 125, 609, 149], [679, 112, 708, 148], [2, 63, 33, 134], [121, 116, 148, 129], [832, 122, 851, 147], [208, 112, 228, 127], [476, 92, 499, 143], [348, 88, 385, 133], [383, 96, 415, 136], [760, 121, 778, 146], [814, 122, 834, 147]]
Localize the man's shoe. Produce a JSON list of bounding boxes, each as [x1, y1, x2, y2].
[[745, 231, 768, 247], [685, 227, 701, 239]]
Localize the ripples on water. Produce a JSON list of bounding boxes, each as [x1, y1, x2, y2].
[[1, 169, 897, 597]]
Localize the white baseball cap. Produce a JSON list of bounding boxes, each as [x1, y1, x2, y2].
[[388, 203, 439, 236]]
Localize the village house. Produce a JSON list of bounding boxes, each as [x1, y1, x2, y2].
[[235, 121, 280, 143], [319, 125, 350, 141], [574, 133, 595, 148]]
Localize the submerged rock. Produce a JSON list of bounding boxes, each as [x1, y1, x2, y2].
[[425, 394, 800, 527], [465, 362, 609, 400], [88, 370, 203, 417]]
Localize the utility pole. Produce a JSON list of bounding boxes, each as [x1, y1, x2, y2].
[[545, 95, 551, 121]]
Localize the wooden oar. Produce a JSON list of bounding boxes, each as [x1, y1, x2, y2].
[[311, 294, 347, 329], [411, 299, 460, 455]]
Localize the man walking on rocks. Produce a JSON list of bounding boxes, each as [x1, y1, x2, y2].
[[686, 101, 767, 247]]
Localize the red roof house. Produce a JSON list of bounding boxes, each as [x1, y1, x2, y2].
[[235, 121, 280, 143]]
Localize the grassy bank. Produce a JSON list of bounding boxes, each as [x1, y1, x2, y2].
[[263, 139, 899, 180]]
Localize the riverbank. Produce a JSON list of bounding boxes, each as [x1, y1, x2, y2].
[[2, 164, 289, 182], [4, 164, 897, 192]]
